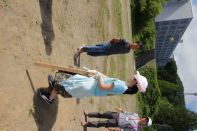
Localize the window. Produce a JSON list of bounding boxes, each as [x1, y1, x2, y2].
[[162, 21, 169, 25], [161, 26, 168, 30], [171, 20, 179, 25], [181, 19, 188, 24], [169, 26, 176, 30]]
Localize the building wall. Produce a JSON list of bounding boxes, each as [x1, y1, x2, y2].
[[156, 0, 193, 21], [155, 0, 193, 67]]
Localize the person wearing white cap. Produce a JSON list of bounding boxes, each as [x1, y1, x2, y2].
[[40, 71, 148, 104], [81, 108, 152, 131]]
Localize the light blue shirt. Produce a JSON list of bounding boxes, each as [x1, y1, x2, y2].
[[60, 75, 128, 98]]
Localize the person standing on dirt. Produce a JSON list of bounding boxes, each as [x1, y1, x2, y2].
[[81, 108, 152, 131], [75, 38, 143, 57], [39, 71, 148, 104]]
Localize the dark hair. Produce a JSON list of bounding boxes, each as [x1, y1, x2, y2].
[[145, 117, 149, 125], [136, 41, 144, 49], [145, 117, 149, 121], [123, 85, 138, 94]]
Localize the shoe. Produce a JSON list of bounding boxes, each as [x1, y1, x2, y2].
[[83, 110, 88, 116], [81, 121, 87, 126], [48, 75, 55, 87], [74, 52, 80, 58], [39, 90, 53, 104], [76, 45, 85, 56]]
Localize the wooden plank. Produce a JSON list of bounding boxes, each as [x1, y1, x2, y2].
[[34, 61, 95, 76]]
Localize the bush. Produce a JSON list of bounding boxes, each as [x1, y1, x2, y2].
[[137, 68, 161, 117], [131, 0, 168, 56]]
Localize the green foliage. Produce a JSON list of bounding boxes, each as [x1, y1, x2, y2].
[[137, 68, 161, 117], [154, 98, 197, 130], [157, 60, 185, 106], [158, 60, 178, 83], [158, 80, 185, 106], [154, 60, 197, 130], [131, 0, 168, 56]]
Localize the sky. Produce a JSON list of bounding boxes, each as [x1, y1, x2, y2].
[[174, 0, 197, 112]]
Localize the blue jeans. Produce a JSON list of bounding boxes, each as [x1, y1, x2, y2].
[[83, 42, 110, 56]]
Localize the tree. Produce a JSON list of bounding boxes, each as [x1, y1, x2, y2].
[[154, 98, 197, 131]]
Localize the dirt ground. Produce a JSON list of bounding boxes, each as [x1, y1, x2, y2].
[[0, 0, 136, 131]]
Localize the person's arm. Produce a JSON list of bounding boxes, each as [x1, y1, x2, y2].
[[97, 76, 114, 90], [108, 127, 121, 131], [110, 38, 121, 44]]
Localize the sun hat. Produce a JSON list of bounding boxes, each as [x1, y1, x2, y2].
[[147, 117, 152, 126], [134, 71, 148, 93]]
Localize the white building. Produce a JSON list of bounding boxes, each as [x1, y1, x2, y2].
[[155, 0, 193, 67]]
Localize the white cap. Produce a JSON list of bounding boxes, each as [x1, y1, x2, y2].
[[147, 117, 152, 126], [134, 71, 148, 93]]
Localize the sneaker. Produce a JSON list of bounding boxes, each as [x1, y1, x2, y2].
[[76, 45, 85, 56], [81, 121, 87, 127], [83, 110, 88, 116], [48, 75, 55, 87], [39, 90, 53, 104], [74, 52, 80, 59]]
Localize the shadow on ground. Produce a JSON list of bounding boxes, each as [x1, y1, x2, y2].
[[33, 88, 58, 131], [39, 0, 55, 55], [26, 70, 58, 131]]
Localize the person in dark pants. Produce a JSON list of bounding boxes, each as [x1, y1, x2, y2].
[[81, 109, 152, 131], [75, 38, 143, 57]]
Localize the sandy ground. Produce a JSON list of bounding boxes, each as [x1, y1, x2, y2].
[[0, 0, 136, 131]]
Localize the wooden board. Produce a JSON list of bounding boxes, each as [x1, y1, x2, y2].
[[34, 61, 95, 76]]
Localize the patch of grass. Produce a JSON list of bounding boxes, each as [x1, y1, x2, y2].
[[113, 0, 123, 37], [119, 95, 126, 105], [119, 55, 126, 80], [143, 59, 157, 69], [102, 57, 108, 74], [89, 97, 94, 104], [98, 0, 109, 40], [109, 57, 116, 77], [98, 103, 105, 112]]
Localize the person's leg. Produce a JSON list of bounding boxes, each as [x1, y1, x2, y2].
[[86, 111, 118, 119], [50, 88, 58, 99], [86, 51, 110, 56], [81, 119, 118, 128], [77, 42, 109, 56], [40, 88, 56, 104], [54, 83, 72, 98]]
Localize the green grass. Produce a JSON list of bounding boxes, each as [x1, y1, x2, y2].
[[143, 59, 157, 69], [98, 0, 109, 41], [109, 57, 116, 77], [113, 0, 123, 37], [89, 97, 94, 104], [119, 55, 126, 80], [102, 57, 108, 74]]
